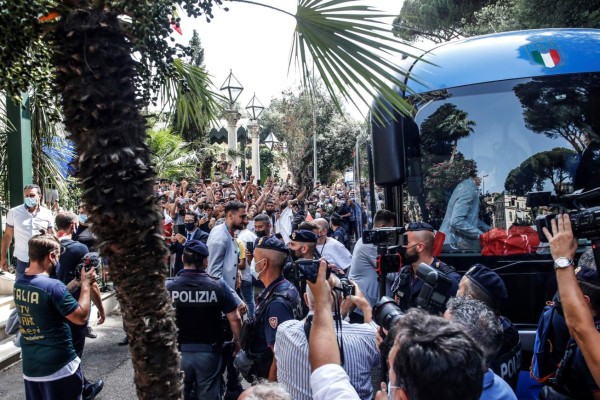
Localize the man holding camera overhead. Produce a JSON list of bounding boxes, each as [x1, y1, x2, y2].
[[274, 275, 379, 400], [236, 237, 302, 382], [390, 222, 461, 313]]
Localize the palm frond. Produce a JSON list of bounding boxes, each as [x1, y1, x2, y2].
[[159, 59, 225, 135], [291, 0, 427, 121]]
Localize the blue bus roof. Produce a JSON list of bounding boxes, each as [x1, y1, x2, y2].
[[403, 29, 600, 95]]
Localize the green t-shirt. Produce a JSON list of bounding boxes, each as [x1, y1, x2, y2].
[[14, 274, 79, 377]]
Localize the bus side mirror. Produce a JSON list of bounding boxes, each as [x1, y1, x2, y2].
[[371, 112, 405, 186]]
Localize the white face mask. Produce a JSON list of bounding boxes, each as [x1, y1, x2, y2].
[[315, 212, 322, 219], [252, 258, 266, 280]]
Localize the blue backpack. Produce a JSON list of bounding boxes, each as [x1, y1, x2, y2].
[[530, 299, 571, 384]]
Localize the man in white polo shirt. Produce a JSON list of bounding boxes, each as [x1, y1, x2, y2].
[[1, 184, 54, 279]]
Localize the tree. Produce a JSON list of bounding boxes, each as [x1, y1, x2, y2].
[[259, 84, 359, 187], [514, 77, 598, 153], [392, 0, 488, 43], [146, 128, 201, 180], [393, 0, 600, 43], [0, 1, 423, 398], [188, 29, 204, 67], [504, 148, 576, 195]]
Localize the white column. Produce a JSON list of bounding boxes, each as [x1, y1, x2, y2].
[[224, 110, 241, 177], [250, 122, 261, 182]]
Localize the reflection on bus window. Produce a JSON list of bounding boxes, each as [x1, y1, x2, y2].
[[403, 73, 600, 253]]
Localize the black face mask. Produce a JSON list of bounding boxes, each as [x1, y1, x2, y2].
[[399, 245, 419, 265], [178, 209, 186, 216], [185, 223, 196, 232], [256, 230, 267, 238]]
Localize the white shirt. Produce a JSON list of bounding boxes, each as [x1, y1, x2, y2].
[[310, 364, 361, 400], [319, 238, 352, 270], [237, 229, 257, 282], [275, 318, 379, 400], [6, 204, 54, 262]]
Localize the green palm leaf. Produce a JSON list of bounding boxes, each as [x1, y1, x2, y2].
[[159, 59, 224, 137], [291, 0, 426, 120]]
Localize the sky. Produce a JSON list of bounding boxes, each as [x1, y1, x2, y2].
[[176, 0, 404, 124]]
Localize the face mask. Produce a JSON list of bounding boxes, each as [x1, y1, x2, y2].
[[79, 214, 88, 224], [24, 197, 38, 208], [315, 212, 322, 219], [178, 209, 186, 216], [256, 230, 267, 238], [185, 223, 196, 232], [252, 258, 266, 280], [399, 244, 419, 265]]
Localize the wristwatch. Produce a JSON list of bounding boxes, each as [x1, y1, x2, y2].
[[554, 257, 574, 270]]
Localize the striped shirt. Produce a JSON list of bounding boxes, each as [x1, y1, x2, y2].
[[274, 317, 379, 400]]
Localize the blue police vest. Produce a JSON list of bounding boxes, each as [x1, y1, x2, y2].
[[167, 270, 231, 345]]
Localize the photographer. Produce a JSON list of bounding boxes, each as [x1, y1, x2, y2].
[[307, 259, 485, 400], [348, 210, 396, 324], [390, 222, 460, 312], [543, 214, 600, 389], [15, 231, 95, 400], [275, 274, 379, 400]]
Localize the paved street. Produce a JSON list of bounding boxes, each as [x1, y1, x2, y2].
[[0, 311, 136, 400]]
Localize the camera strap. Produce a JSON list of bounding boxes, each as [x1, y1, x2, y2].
[[303, 307, 346, 366]]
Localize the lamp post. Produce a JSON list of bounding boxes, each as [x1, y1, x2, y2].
[[264, 131, 279, 151], [220, 70, 243, 176], [481, 174, 489, 196], [245, 94, 264, 182]]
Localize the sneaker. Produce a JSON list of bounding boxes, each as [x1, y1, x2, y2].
[[86, 327, 98, 339]]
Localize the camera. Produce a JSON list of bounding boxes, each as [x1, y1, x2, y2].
[[373, 296, 404, 360], [530, 188, 600, 242], [338, 278, 356, 298], [414, 263, 453, 315], [363, 227, 406, 247], [373, 296, 404, 331], [285, 259, 331, 283]]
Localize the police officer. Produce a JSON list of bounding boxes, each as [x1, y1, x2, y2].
[[391, 222, 461, 312], [167, 240, 242, 400], [458, 264, 521, 390], [241, 236, 302, 381], [284, 230, 319, 318]]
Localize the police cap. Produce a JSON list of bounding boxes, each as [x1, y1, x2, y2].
[[465, 264, 508, 303], [256, 236, 289, 255], [290, 230, 318, 243], [577, 266, 600, 286], [184, 240, 209, 257], [405, 222, 434, 232]]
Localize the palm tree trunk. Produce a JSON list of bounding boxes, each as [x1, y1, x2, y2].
[[52, 9, 182, 399]]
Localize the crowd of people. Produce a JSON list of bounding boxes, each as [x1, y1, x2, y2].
[[3, 165, 600, 400]]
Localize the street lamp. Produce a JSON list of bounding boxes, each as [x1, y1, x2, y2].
[[220, 70, 243, 176], [481, 174, 489, 195], [246, 94, 264, 181], [264, 132, 279, 151]]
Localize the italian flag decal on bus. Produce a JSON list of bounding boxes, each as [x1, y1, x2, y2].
[[531, 48, 561, 68]]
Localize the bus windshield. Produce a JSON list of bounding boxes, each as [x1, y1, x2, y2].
[[403, 72, 600, 252]]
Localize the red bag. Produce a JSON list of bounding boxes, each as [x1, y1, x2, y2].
[[480, 226, 540, 256]]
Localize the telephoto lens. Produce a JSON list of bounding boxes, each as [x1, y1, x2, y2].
[[373, 296, 403, 331]]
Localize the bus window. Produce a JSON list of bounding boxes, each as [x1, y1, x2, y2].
[[402, 73, 600, 252]]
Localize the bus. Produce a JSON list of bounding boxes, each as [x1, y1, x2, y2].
[[368, 27, 600, 389]]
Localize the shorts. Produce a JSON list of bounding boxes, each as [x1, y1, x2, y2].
[[45, 189, 59, 204], [24, 367, 83, 400]]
